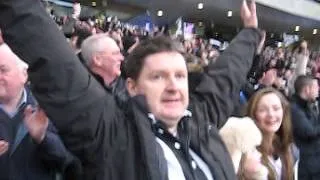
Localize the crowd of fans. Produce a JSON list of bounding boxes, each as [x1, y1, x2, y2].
[[49, 2, 320, 100], [0, 0, 320, 180]]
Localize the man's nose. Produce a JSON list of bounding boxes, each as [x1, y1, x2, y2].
[[165, 77, 179, 92]]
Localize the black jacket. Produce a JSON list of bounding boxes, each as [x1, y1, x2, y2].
[[291, 95, 320, 176], [93, 73, 129, 109], [0, 88, 76, 180], [0, 1, 261, 179]]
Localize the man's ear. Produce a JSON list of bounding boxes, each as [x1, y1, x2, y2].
[[92, 54, 102, 67], [299, 85, 308, 97], [126, 78, 138, 97], [305, 85, 311, 96]]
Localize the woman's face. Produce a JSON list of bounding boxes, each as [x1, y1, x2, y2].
[[255, 93, 283, 134]]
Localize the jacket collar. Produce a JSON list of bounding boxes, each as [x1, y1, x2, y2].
[[127, 95, 193, 179], [292, 94, 309, 108], [10, 87, 37, 156], [0, 88, 27, 118], [10, 122, 28, 156], [92, 72, 118, 93]]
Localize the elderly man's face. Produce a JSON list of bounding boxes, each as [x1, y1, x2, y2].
[[0, 46, 27, 103], [95, 39, 124, 81]]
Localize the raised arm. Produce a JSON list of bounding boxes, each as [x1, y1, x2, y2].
[[0, 0, 112, 154], [191, 0, 262, 129], [288, 44, 309, 95]]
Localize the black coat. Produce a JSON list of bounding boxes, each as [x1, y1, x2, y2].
[[291, 95, 320, 179], [93, 73, 129, 109], [0, 88, 76, 180], [0, 1, 261, 179]]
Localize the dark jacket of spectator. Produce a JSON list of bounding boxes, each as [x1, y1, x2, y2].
[[291, 94, 320, 178], [0, 1, 261, 180], [0, 88, 78, 180], [93, 73, 129, 109]]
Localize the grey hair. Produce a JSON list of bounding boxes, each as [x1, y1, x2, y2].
[[81, 34, 113, 67]]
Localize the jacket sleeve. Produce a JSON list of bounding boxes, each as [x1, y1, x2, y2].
[[0, 0, 116, 162], [191, 28, 261, 129], [291, 104, 320, 140], [37, 121, 81, 174]]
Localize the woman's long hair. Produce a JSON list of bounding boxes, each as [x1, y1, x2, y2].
[[245, 88, 294, 180]]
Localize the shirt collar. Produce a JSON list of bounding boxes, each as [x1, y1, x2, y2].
[[0, 88, 27, 118], [148, 110, 192, 137], [147, 110, 192, 125]]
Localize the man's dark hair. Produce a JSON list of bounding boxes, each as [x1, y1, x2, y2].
[[294, 75, 317, 94], [124, 36, 184, 80]]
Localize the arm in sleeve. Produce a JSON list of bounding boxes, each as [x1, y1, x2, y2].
[[0, 0, 117, 161], [291, 105, 320, 140], [37, 121, 81, 173], [192, 28, 261, 129]]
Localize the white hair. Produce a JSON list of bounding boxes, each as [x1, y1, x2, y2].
[[81, 34, 115, 67], [0, 43, 29, 71]]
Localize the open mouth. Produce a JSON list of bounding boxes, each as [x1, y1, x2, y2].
[[267, 120, 279, 126]]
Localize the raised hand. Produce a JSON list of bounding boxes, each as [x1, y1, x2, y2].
[[72, 2, 81, 19], [300, 41, 310, 56], [241, 0, 258, 28], [24, 106, 49, 143]]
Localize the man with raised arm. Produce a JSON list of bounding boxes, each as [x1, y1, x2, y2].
[[0, 0, 262, 179]]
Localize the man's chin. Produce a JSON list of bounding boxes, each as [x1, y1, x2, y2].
[[161, 112, 185, 121]]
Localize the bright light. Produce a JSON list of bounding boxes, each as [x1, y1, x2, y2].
[[313, 29, 318, 35], [227, 11, 233, 17], [198, 21, 203, 26], [295, 26, 300, 32], [277, 42, 283, 47], [197, 3, 204, 10], [91, 1, 96, 6], [157, 10, 163, 17]]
